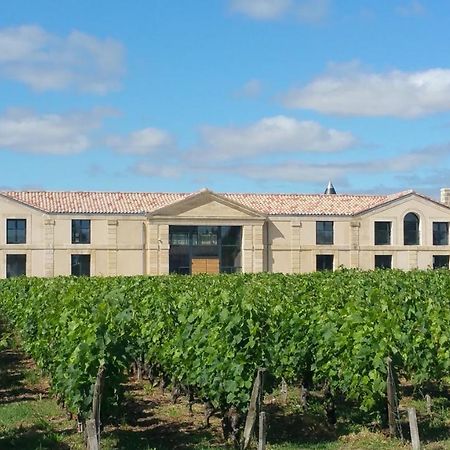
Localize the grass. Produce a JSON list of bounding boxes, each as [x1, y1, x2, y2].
[[1, 332, 450, 449]]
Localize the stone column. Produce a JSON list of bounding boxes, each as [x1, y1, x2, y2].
[[107, 220, 118, 276], [350, 221, 360, 268], [44, 219, 55, 277]]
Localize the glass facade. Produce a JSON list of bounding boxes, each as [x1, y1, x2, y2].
[[169, 226, 242, 274]]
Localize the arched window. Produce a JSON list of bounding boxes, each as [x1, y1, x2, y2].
[[404, 213, 420, 245]]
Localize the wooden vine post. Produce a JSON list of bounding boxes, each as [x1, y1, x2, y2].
[[258, 411, 267, 450], [242, 368, 266, 450], [407, 407, 421, 450], [386, 357, 397, 437], [86, 364, 106, 450]]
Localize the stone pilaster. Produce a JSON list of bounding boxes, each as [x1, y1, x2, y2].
[[350, 221, 360, 268], [44, 219, 55, 277], [242, 224, 264, 273], [107, 219, 118, 276], [291, 219, 302, 273], [147, 223, 159, 275], [408, 250, 418, 269], [158, 225, 169, 275]]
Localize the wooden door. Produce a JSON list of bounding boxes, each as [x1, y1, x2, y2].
[[191, 258, 220, 274]]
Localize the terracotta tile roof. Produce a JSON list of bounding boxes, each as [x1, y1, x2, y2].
[[1, 189, 417, 216], [223, 190, 413, 216]]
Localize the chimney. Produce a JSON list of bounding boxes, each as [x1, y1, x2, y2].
[[440, 188, 450, 206]]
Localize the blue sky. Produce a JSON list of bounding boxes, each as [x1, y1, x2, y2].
[[1, 0, 450, 196]]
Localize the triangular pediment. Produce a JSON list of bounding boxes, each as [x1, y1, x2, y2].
[[357, 191, 450, 217], [147, 189, 266, 219]]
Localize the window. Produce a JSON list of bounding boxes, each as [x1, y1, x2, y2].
[[316, 254, 333, 271], [433, 255, 449, 269], [71, 255, 90, 276], [7, 219, 26, 244], [72, 220, 91, 244], [374, 222, 391, 245], [404, 213, 420, 245], [433, 222, 449, 245], [6, 254, 26, 278], [316, 221, 334, 245], [375, 255, 392, 269]]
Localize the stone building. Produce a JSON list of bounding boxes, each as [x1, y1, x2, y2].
[[1, 186, 450, 278]]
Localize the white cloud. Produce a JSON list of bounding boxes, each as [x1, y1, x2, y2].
[[0, 25, 125, 93], [0, 108, 111, 154], [297, 0, 330, 23], [234, 79, 263, 98], [396, 1, 425, 16], [107, 128, 174, 155], [229, 144, 450, 183], [133, 162, 181, 178], [230, 0, 292, 19], [229, 0, 330, 21], [282, 63, 450, 117], [189, 115, 356, 161]]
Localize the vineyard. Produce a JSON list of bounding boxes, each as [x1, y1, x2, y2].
[[1, 270, 450, 448]]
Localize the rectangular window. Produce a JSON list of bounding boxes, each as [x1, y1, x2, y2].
[[433, 222, 449, 245], [316, 221, 334, 245], [375, 255, 392, 269], [316, 254, 333, 271], [71, 254, 91, 276], [7, 219, 26, 244], [433, 255, 449, 269], [374, 222, 391, 245], [6, 254, 26, 278], [72, 220, 91, 244]]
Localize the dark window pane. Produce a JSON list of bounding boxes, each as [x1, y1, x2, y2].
[[221, 246, 242, 270], [316, 254, 333, 271], [433, 255, 449, 269], [196, 227, 219, 246], [221, 226, 241, 246], [169, 246, 190, 274], [6, 219, 26, 244], [316, 221, 334, 245], [72, 220, 91, 244], [192, 245, 219, 258], [374, 222, 391, 245], [433, 222, 448, 245], [375, 255, 392, 269], [6, 254, 26, 278], [404, 213, 420, 245], [71, 254, 90, 276]]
